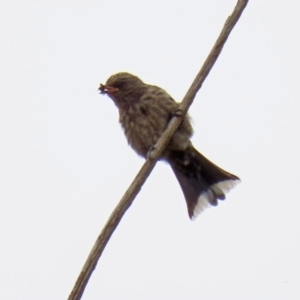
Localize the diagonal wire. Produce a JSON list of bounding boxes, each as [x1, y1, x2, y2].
[[68, 1, 249, 299]]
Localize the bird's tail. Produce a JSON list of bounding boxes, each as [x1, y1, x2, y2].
[[168, 146, 240, 220]]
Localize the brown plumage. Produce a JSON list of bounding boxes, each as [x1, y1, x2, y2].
[[99, 72, 240, 219]]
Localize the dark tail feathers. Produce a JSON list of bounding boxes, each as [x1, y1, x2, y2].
[[168, 146, 240, 219]]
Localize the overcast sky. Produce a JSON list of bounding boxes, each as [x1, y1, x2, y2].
[[1, 0, 299, 299]]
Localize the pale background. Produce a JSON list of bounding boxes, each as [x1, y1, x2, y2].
[[1, 1, 299, 299]]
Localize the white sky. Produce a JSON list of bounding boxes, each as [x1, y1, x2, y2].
[[1, 0, 299, 299]]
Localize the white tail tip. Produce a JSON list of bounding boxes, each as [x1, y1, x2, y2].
[[191, 179, 240, 220]]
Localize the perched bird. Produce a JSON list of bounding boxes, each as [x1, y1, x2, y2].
[[99, 72, 240, 219]]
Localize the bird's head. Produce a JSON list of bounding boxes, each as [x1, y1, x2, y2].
[[99, 72, 146, 109]]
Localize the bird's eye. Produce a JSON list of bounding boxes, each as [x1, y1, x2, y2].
[[114, 81, 125, 89]]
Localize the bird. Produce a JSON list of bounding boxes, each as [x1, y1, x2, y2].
[[99, 72, 240, 219]]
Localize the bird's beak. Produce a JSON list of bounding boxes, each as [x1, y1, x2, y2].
[[99, 84, 119, 95]]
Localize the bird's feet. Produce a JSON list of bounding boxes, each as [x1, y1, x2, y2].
[[147, 146, 157, 160], [172, 108, 184, 118]]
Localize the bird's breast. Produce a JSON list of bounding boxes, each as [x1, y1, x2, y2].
[[119, 104, 168, 157]]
